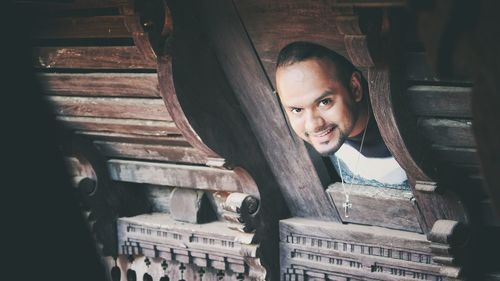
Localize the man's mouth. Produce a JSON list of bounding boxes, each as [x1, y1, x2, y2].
[[312, 127, 334, 138]]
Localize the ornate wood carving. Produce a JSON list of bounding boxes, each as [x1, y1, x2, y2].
[[121, 0, 172, 60], [332, 6, 467, 234], [280, 218, 464, 281], [412, 0, 500, 220], [118, 214, 266, 280], [153, 0, 290, 278], [62, 134, 120, 257], [428, 220, 469, 278]]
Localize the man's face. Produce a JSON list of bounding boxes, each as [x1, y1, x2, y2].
[[276, 58, 362, 156]]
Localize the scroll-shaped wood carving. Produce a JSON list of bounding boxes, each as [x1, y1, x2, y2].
[[333, 7, 467, 233], [122, 0, 172, 60], [152, 0, 289, 279]]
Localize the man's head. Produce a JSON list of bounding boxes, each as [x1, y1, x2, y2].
[[275, 41, 368, 156]]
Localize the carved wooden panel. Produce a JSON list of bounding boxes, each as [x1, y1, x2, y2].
[[281, 218, 464, 281], [118, 214, 265, 279]]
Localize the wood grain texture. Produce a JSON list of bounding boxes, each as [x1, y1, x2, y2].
[[431, 145, 479, 166], [94, 140, 207, 164], [157, 56, 220, 158], [75, 131, 187, 145], [33, 46, 157, 69], [369, 68, 466, 232], [107, 159, 246, 192], [235, 0, 347, 89], [39, 73, 160, 97], [407, 85, 472, 118], [418, 118, 475, 148], [279, 217, 444, 281], [326, 183, 422, 232], [56, 116, 180, 136], [198, 0, 339, 221], [34, 16, 130, 39], [47, 96, 171, 121]]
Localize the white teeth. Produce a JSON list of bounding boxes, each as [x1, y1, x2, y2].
[[316, 128, 333, 137]]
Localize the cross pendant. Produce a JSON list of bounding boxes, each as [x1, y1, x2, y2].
[[342, 196, 352, 218]]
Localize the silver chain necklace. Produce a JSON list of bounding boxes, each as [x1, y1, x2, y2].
[[336, 105, 370, 218]]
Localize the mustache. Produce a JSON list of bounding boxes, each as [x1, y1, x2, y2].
[[305, 124, 338, 137]]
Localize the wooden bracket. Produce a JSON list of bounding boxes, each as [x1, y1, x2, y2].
[[415, 180, 439, 193], [121, 0, 173, 60], [333, 7, 467, 234], [428, 220, 470, 279]]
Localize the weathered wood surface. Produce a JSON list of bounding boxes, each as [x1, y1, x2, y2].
[[235, 0, 347, 89], [39, 73, 160, 97], [94, 140, 207, 164], [370, 68, 466, 233], [431, 145, 479, 166], [108, 159, 257, 194], [418, 118, 475, 147], [142, 184, 173, 213], [47, 96, 171, 121], [34, 46, 157, 69], [34, 16, 130, 39], [279, 217, 456, 281], [157, 55, 220, 158], [114, 255, 248, 281], [117, 214, 263, 279], [56, 116, 180, 136], [76, 131, 186, 145], [169, 188, 214, 223], [196, 0, 339, 220], [326, 183, 422, 232], [407, 85, 472, 118]]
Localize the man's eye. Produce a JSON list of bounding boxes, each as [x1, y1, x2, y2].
[[290, 108, 302, 114], [319, 99, 331, 107]]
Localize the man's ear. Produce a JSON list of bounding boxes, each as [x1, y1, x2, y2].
[[350, 72, 363, 102]]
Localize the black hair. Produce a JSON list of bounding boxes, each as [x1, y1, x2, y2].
[[276, 41, 362, 90]]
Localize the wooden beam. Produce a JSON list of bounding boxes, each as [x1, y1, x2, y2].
[[431, 145, 479, 166], [39, 73, 160, 97], [407, 85, 472, 118], [198, 0, 340, 220], [234, 0, 347, 89], [370, 68, 467, 232], [94, 140, 207, 164], [326, 183, 422, 232], [56, 116, 180, 136], [33, 46, 157, 69], [75, 131, 186, 145], [47, 96, 171, 121], [34, 16, 130, 39], [107, 159, 245, 192], [418, 118, 475, 147]]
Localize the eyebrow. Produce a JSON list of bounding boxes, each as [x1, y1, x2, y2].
[[314, 90, 334, 104], [284, 90, 335, 109]]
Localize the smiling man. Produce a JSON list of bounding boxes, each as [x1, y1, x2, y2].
[[275, 41, 408, 189]]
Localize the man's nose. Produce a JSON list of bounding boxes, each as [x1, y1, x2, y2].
[[305, 110, 325, 133]]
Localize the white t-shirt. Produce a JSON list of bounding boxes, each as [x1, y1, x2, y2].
[[329, 116, 409, 189]]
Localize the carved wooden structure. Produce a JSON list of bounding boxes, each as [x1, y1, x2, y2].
[[23, 0, 500, 280]]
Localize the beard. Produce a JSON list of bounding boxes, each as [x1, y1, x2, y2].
[[315, 101, 360, 156], [317, 126, 349, 156]]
